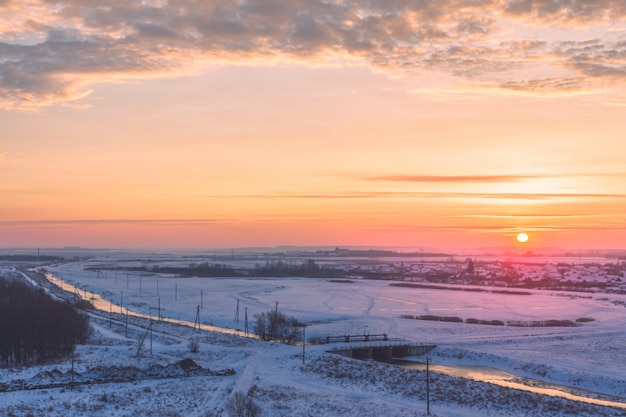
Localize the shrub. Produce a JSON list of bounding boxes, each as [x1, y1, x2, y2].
[[575, 317, 595, 323], [227, 392, 261, 417], [440, 316, 463, 323], [188, 338, 200, 353], [253, 310, 302, 344], [417, 315, 441, 321]]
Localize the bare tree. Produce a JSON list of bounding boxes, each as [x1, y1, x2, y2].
[[188, 338, 200, 353], [253, 310, 302, 344], [227, 391, 261, 417]]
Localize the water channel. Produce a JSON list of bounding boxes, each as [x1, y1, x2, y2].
[[390, 359, 626, 410], [44, 271, 626, 410], [44, 273, 249, 338]]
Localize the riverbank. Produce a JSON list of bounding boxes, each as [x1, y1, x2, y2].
[[3, 258, 624, 416]]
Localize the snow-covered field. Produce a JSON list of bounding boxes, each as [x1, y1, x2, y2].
[[2, 258, 626, 417]]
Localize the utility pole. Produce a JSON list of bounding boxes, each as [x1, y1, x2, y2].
[[70, 350, 75, 388], [244, 307, 249, 338], [200, 290, 203, 309], [136, 321, 154, 356], [235, 298, 240, 323], [426, 357, 431, 415], [120, 291, 123, 314], [194, 305, 201, 332], [302, 324, 306, 364], [175, 283, 178, 301]]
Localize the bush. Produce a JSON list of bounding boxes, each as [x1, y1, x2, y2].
[[416, 315, 462, 323], [253, 310, 302, 344], [227, 392, 261, 417], [417, 315, 441, 321], [575, 317, 595, 323], [440, 316, 463, 323], [465, 318, 505, 326], [188, 338, 200, 353]]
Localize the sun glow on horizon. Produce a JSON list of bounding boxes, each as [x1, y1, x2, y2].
[[1, 2, 626, 250]]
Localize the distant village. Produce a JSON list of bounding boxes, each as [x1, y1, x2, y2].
[[334, 257, 626, 294]]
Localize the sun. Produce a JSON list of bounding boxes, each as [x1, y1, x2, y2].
[[516, 232, 529, 243]]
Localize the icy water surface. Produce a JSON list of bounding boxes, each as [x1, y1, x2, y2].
[[392, 359, 626, 410]]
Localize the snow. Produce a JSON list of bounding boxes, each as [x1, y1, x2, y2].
[[1, 257, 625, 417]]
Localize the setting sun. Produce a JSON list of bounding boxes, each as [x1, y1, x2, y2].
[[517, 233, 529, 243], [2, 1, 626, 251]]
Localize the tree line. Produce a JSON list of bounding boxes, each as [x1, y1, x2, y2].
[[0, 254, 62, 262], [92, 259, 346, 278], [0, 278, 89, 366], [253, 259, 343, 277]]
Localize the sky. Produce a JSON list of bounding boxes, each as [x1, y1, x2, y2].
[[1, 0, 626, 251]]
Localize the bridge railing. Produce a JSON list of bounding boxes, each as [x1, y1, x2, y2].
[[325, 334, 389, 344]]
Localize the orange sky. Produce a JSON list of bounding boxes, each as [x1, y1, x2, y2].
[[1, 1, 626, 251]]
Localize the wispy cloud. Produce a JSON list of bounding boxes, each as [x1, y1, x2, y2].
[[387, 222, 626, 235], [232, 191, 626, 200], [0, 150, 22, 161], [0, 219, 231, 227], [2, 0, 626, 110], [360, 174, 545, 183], [354, 171, 626, 183], [460, 213, 617, 219]]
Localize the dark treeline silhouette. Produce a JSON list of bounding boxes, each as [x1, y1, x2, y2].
[[106, 262, 241, 277], [319, 247, 450, 258], [0, 254, 62, 262], [254, 259, 343, 277], [96, 259, 345, 278], [0, 278, 89, 366]]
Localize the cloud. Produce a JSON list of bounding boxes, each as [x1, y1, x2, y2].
[[360, 174, 546, 183], [235, 191, 626, 201], [503, 0, 626, 25], [389, 221, 626, 235], [354, 171, 626, 183], [0, 218, 230, 227], [0, 150, 21, 161], [2, 0, 626, 109], [461, 213, 614, 219]]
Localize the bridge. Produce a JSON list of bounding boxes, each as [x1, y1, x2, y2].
[[325, 335, 436, 361], [325, 333, 389, 344]]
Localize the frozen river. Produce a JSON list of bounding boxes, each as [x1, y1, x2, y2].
[[42, 264, 626, 411]]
